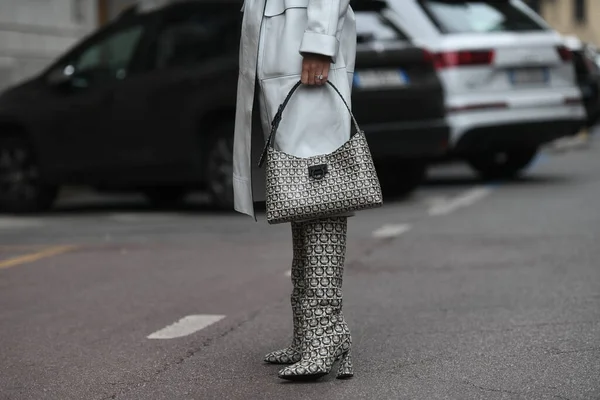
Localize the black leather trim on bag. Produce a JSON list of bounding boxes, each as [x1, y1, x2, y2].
[[258, 80, 361, 168], [258, 80, 383, 224]]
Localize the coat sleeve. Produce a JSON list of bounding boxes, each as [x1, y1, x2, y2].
[[299, 0, 351, 63]]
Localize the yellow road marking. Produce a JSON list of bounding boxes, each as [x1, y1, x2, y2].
[[0, 245, 77, 270]]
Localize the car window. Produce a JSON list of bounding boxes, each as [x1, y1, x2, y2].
[[155, 8, 240, 68], [73, 24, 144, 83], [355, 11, 409, 42], [419, 0, 547, 33]]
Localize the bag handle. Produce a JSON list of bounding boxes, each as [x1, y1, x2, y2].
[[258, 80, 362, 168]]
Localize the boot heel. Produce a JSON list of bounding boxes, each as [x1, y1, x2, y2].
[[336, 349, 354, 379]]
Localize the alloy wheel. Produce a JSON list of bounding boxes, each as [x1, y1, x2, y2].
[[0, 137, 57, 213], [206, 134, 234, 208]]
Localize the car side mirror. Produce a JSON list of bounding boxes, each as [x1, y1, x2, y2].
[[46, 65, 76, 87]]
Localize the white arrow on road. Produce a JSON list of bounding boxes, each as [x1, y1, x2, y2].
[[372, 224, 412, 239]]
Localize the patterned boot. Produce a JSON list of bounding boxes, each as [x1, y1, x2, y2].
[[264, 222, 305, 364], [278, 217, 353, 381]]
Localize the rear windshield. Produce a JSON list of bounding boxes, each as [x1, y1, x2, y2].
[[355, 11, 409, 42], [419, 0, 547, 34]]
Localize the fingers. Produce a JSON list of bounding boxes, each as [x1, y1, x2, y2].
[[301, 63, 309, 85], [318, 63, 330, 86], [308, 64, 316, 85], [301, 55, 331, 86]]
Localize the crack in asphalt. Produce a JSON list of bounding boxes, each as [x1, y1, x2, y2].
[[99, 310, 261, 400]]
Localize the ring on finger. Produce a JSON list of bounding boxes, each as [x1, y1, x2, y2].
[[315, 74, 324, 81]]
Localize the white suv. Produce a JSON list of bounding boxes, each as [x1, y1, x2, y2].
[[384, 0, 586, 179]]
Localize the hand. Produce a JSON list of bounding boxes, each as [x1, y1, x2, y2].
[[301, 53, 331, 86]]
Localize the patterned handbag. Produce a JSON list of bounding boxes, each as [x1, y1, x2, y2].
[[258, 80, 383, 224]]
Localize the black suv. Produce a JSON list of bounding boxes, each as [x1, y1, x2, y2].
[[0, 0, 448, 213]]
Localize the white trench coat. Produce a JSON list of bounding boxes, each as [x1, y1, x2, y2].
[[233, 0, 357, 219]]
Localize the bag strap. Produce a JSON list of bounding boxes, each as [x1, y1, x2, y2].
[[258, 80, 362, 168]]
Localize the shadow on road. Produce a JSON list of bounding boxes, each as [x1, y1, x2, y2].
[[1, 170, 577, 217], [20, 190, 233, 217]]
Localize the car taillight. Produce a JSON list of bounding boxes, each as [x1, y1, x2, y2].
[[430, 50, 495, 69], [557, 46, 572, 62]]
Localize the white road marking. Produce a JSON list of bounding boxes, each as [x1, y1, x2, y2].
[[372, 224, 412, 239], [428, 187, 491, 216], [0, 218, 43, 229], [423, 196, 448, 207], [549, 132, 590, 153], [147, 314, 225, 340]]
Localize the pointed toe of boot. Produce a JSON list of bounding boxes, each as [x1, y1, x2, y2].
[[278, 364, 327, 381], [264, 348, 302, 364], [277, 360, 328, 381]]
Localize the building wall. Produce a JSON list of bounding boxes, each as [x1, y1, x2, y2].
[[538, 0, 600, 46], [101, 0, 171, 25], [0, 0, 97, 90], [0, 0, 170, 91]]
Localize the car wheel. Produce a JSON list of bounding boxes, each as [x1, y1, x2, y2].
[[142, 187, 188, 208], [376, 160, 427, 199], [466, 148, 538, 180], [0, 135, 58, 213], [205, 122, 234, 209]]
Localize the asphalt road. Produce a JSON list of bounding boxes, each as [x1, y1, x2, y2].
[[1, 142, 599, 400]]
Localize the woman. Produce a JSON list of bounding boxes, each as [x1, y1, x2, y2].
[[233, 0, 357, 381]]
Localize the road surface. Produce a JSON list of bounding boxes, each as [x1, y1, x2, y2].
[[1, 143, 599, 400]]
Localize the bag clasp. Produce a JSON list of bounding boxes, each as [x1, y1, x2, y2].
[[308, 164, 328, 180]]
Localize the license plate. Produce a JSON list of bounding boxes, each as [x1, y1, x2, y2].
[[509, 68, 549, 85], [354, 69, 409, 89]]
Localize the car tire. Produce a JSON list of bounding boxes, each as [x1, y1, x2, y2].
[[466, 147, 538, 180], [204, 122, 235, 210], [0, 135, 58, 213], [376, 160, 427, 199], [142, 187, 189, 208]]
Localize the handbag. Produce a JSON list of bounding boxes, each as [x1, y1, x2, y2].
[[258, 80, 383, 224]]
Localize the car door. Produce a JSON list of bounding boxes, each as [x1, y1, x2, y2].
[[38, 20, 146, 180], [106, 3, 241, 183]]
